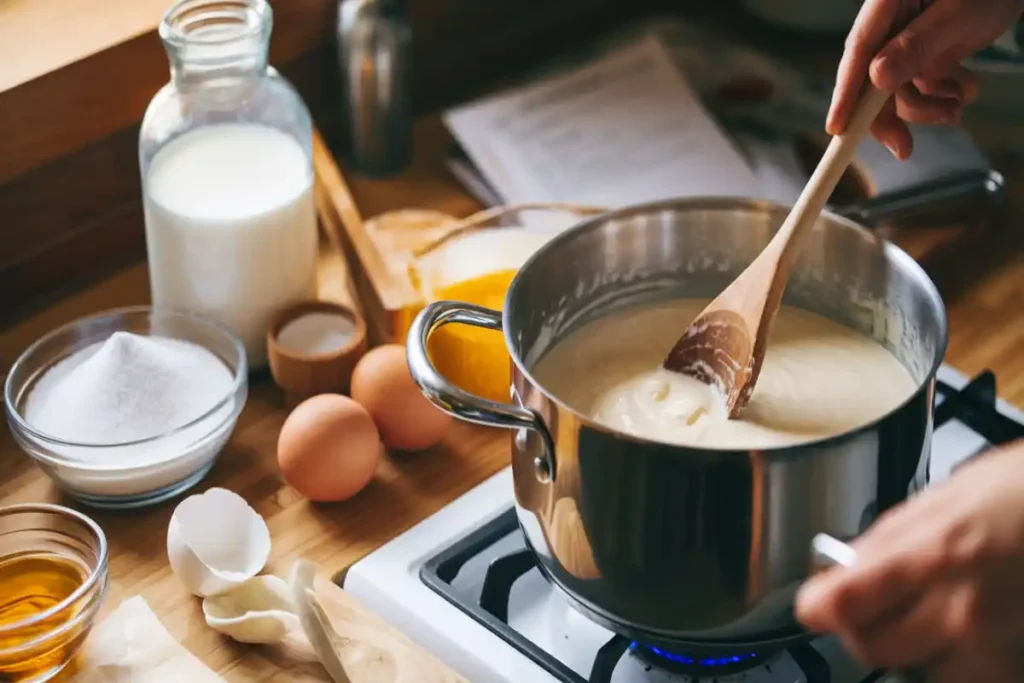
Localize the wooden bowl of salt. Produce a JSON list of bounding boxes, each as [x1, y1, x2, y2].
[[267, 301, 367, 404]]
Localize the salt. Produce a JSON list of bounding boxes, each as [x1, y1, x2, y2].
[[23, 332, 234, 451], [276, 312, 356, 356]]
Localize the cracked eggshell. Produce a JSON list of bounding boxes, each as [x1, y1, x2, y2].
[[202, 575, 300, 644], [167, 487, 271, 598]]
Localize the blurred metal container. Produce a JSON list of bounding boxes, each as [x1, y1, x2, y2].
[[337, 0, 412, 176]]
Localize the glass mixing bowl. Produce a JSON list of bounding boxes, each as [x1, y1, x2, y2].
[[4, 307, 248, 509]]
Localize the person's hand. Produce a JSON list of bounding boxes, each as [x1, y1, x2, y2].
[[795, 440, 1024, 682], [831, 0, 1023, 159]]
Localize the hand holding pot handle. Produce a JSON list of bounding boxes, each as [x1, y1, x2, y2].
[[802, 441, 1024, 682], [810, 534, 928, 683], [406, 301, 557, 481]]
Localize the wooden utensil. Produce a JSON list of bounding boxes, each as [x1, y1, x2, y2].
[[312, 128, 423, 345], [663, 85, 892, 417]]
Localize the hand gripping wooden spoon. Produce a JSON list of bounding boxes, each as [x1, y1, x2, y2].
[[662, 85, 891, 418]]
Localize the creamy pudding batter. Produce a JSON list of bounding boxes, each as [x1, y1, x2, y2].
[[531, 300, 917, 449]]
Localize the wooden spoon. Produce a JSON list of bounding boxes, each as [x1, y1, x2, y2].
[[662, 85, 891, 418]]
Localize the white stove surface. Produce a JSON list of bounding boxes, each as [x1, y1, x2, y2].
[[342, 365, 1024, 682]]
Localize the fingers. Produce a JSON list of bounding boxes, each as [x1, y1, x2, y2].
[[869, 96, 913, 159], [928, 641, 1022, 683], [846, 580, 1012, 680], [870, 0, 1015, 94], [913, 65, 981, 105], [893, 65, 980, 126], [896, 84, 962, 125], [839, 582, 967, 667], [869, 0, 971, 93], [796, 542, 947, 635], [828, 0, 902, 135], [832, 0, 1002, 156], [866, 65, 978, 157], [797, 490, 960, 632]]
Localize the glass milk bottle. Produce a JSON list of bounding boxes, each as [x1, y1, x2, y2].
[[139, 0, 318, 368]]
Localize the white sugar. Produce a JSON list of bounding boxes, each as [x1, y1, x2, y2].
[[23, 332, 234, 453], [276, 312, 356, 356]]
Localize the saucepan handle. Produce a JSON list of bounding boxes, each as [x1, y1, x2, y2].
[[406, 300, 557, 481], [832, 169, 1005, 225]]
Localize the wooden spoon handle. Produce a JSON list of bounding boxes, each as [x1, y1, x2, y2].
[[772, 85, 891, 265]]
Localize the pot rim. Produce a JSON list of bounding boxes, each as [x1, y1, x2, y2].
[[503, 196, 949, 455]]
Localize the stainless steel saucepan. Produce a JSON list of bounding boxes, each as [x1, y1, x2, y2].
[[406, 198, 948, 655]]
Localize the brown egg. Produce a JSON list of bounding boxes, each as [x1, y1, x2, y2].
[[277, 394, 382, 502], [351, 344, 452, 451]]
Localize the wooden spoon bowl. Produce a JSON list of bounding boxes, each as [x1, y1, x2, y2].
[[663, 85, 892, 417]]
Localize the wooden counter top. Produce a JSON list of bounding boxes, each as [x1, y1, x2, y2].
[[1, 116, 1023, 679]]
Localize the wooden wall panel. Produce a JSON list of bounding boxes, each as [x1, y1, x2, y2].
[[0, 0, 335, 186]]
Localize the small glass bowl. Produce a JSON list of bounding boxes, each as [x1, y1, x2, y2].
[[4, 307, 248, 509], [0, 503, 108, 682]]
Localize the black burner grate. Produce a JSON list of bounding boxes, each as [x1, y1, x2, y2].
[[425, 509, 586, 682], [420, 370, 1024, 683], [934, 371, 1024, 443], [423, 510, 834, 683]]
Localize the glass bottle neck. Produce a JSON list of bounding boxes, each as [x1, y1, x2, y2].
[[160, 0, 272, 87]]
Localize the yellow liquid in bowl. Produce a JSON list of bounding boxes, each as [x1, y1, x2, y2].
[[0, 552, 90, 680], [427, 270, 516, 404]]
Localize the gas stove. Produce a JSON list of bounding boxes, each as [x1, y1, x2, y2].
[[341, 365, 1024, 682]]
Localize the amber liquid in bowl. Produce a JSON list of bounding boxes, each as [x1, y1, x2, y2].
[[0, 552, 89, 681]]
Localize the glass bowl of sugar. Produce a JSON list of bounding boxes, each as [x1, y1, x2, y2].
[[4, 307, 248, 509]]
